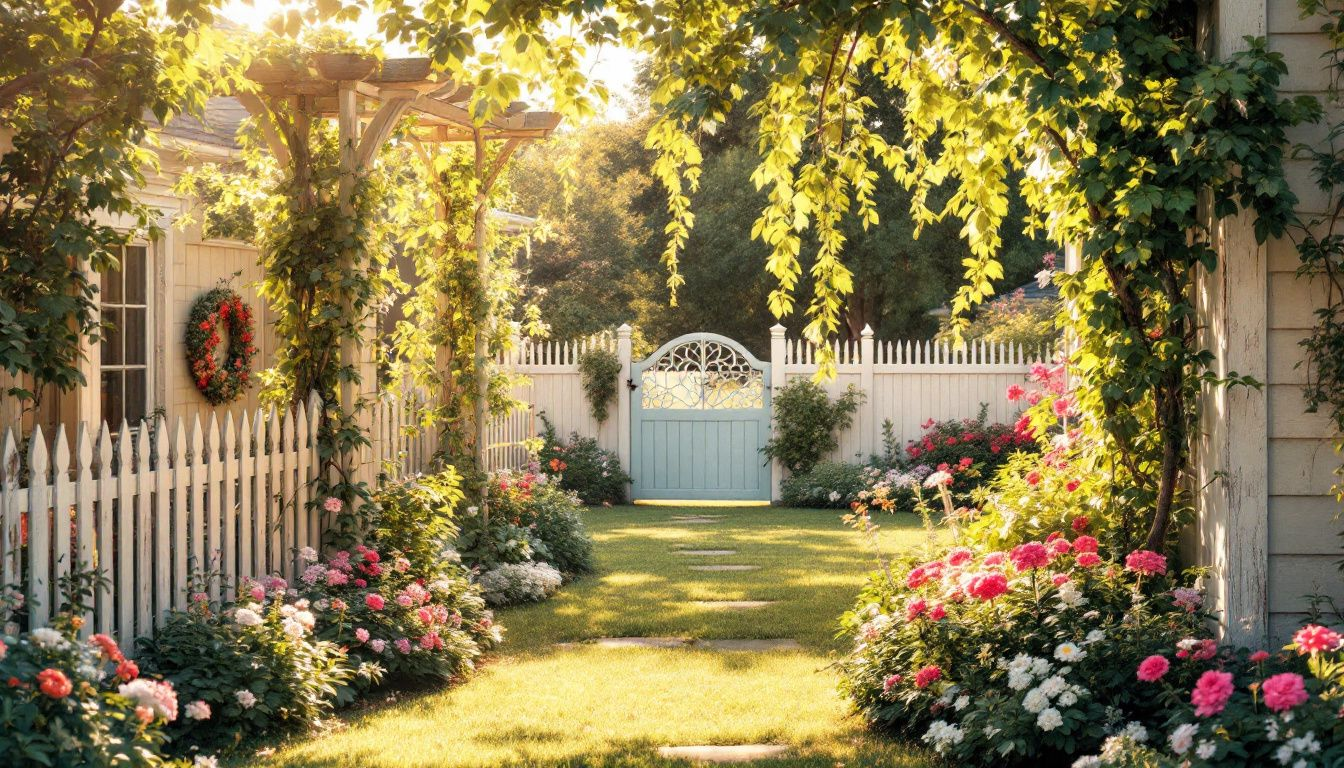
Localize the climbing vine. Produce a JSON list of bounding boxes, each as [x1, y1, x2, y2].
[[578, 346, 621, 424]]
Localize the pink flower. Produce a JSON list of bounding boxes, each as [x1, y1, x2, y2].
[[326, 570, 349, 586], [1072, 535, 1098, 554], [914, 665, 941, 689], [1293, 624, 1342, 655], [1071, 516, 1089, 532], [354, 627, 370, 643], [1250, 650, 1270, 664], [1176, 638, 1218, 662], [354, 578, 367, 588], [330, 598, 347, 611], [928, 603, 946, 621], [906, 599, 928, 621], [419, 631, 443, 650], [370, 639, 387, 653], [1075, 552, 1101, 568], [397, 594, 414, 608], [364, 594, 385, 611], [1025, 470, 1042, 486], [1066, 479, 1081, 492], [1009, 542, 1050, 571], [1191, 670, 1235, 717], [965, 572, 1008, 602], [1006, 384, 1026, 401], [395, 557, 411, 573], [945, 548, 973, 567], [1051, 573, 1070, 587], [323, 497, 343, 513], [1172, 587, 1203, 613], [882, 674, 903, 693], [1136, 655, 1170, 682], [1047, 539, 1071, 558], [1124, 550, 1167, 576], [1262, 672, 1309, 713], [250, 586, 266, 602], [982, 552, 1006, 567], [395, 638, 412, 654]]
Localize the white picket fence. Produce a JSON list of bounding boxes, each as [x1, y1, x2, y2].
[[0, 389, 437, 645], [482, 405, 536, 473]]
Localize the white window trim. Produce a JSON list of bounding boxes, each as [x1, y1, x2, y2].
[[98, 240, 157, 429]]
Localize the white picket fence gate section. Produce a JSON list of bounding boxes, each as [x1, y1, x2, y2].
[[0, 389, 436, 645]]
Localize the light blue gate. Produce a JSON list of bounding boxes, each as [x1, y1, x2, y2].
[[630, 333, 772, 501]]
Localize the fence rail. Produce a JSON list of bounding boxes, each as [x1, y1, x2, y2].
[[0, 389, 436, 645]]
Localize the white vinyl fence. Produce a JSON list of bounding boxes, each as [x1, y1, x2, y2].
[[0, 389, 436, 644], [491, 324, 1050, 497]]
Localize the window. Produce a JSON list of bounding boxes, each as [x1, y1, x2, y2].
[[100, 245, 150, 427]]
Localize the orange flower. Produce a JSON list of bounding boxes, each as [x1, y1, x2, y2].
[[37, 668, 72, 699]]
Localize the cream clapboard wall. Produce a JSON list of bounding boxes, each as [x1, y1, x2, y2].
[[1263, 0, 1343, 639]]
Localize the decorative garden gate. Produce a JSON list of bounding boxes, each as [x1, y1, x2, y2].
[[629, 333, 772, 501]]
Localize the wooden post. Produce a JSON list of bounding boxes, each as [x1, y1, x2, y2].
[[769, 324, 787, 502], [859, 324, 875, 457], [335, 81, 375, 488], [472, 129, 491, 476]]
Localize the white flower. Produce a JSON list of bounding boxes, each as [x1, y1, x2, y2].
[[1030, 657, 1052, 676], [1058, 690, 1078, 707], [1022, 688, 1050, 714], [1006, 654, 1034, 674], [1084, 629, 1106, 644], [1008, 670, 1034, 691], [194, 757, 220, 768], [953, 695, 970, 711], [185, 700, 212, 720], [1120, 722, 1148, 743], [1169, 723, 1199, 755], [299, 546, 318, 562], [233, 607, 263, 627], [1196, 740, 1216, 760], [282, 618, 306, 638], [29, 627, 67, 649], [921, 720, 965, 753], [1071, 758, 1101, 768], [828, 491, 841, 502], [1037, 707, 1063, 732], [1056, 581, 1087, 608], [1039, 675, 1068, 698], [1294, 732, 1322, 754], [293, 610, 315, 629], [923, 470, 953, 488], [1276, 745, 1295, 765], [235, 689, 257, 709], [1054, 643, 1086, 663], [1035, 268, 1053, 289]]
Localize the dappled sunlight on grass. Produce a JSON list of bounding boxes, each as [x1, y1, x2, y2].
[[253, 506, 937, 768]]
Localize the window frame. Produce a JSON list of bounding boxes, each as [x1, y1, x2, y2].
[[99, 242, 155, 429]]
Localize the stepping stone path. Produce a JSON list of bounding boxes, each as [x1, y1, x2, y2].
[[657, 745, 791, 763], [689, 564, 760, 571], [670, 515, 726, 525], [691, 600, 775, 610], [587, 637, 688, 649], [677, 549, 738, 556]]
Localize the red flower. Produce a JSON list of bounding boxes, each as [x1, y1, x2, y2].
[[914, 665, 942, 689], [37, 668, 72, 699], [116, 660, 139, 681]]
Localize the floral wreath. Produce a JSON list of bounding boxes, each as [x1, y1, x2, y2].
[[186, 287, 256, 405]]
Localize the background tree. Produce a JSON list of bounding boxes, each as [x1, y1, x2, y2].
[[0, 0, 227, 412]]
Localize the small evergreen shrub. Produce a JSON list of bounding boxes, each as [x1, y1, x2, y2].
[[538, 415, 631, 504], [763, 379, 864, 475], [578, 347, 622, 423]]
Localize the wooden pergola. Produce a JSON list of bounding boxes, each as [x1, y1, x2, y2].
[[236, 55, 561, 479]]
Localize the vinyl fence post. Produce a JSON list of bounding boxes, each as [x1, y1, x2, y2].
[[616, 324, 633, 497], [769, 324, 787, 503], [860, 324, 876, 458]]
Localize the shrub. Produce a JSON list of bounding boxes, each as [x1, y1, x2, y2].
[[368, 468, 465, 569], [578, 347, 622, 423], [492, 474, 595, 576], [136, 579, 353, 754], [539, 415, 631, 504], [478, 562, 564, 606], [895, 405, 1034, 496], [838, 522, 1209, 765], [935, 287, 1060, 353], [763, 379, 864, 475], [780, 461, 867, 508], [0, 572, 181, 766]]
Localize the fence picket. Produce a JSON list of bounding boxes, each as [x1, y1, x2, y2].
[[171, 420, 188, 611], [153, 418, 170, 623], [188, 415, 206, 595], [1, 429, 17, 590], [134, 424, 151, 638], [73, 424, 94, 634], [294, 402, 310, 560], [51, 426, 72, 602], [115, 420, 134, 642], [28, 426, 50, 627], [221, 413, 238, 594], [95, 426, 114, 634]]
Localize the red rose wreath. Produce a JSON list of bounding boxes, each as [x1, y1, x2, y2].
[[185, 287, 256, 405]]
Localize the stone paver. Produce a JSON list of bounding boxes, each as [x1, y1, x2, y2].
[[676, 549, 738, 556], [691, 600, 775, 610], [670, 518, 722, 524], [657, 745, 791, 762], [695, 639, 802, 652], [689, 564, 760, 571], [586, 637, 687, 649]]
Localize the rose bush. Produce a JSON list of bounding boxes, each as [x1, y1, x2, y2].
[[0, 585, 184, 766], [840, 513, 1212, 765], [538, 416, 630, 505]]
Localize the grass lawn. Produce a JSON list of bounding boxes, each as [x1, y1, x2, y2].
[[250, 506, 938, 767]]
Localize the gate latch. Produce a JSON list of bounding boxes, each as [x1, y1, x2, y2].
[[626, 378, 637, 391]]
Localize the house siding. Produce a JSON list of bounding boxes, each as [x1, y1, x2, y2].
[[1254, 0, 1340, 640]]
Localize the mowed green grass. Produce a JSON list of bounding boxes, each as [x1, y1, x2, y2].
[[250, 506, 937, 768]]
